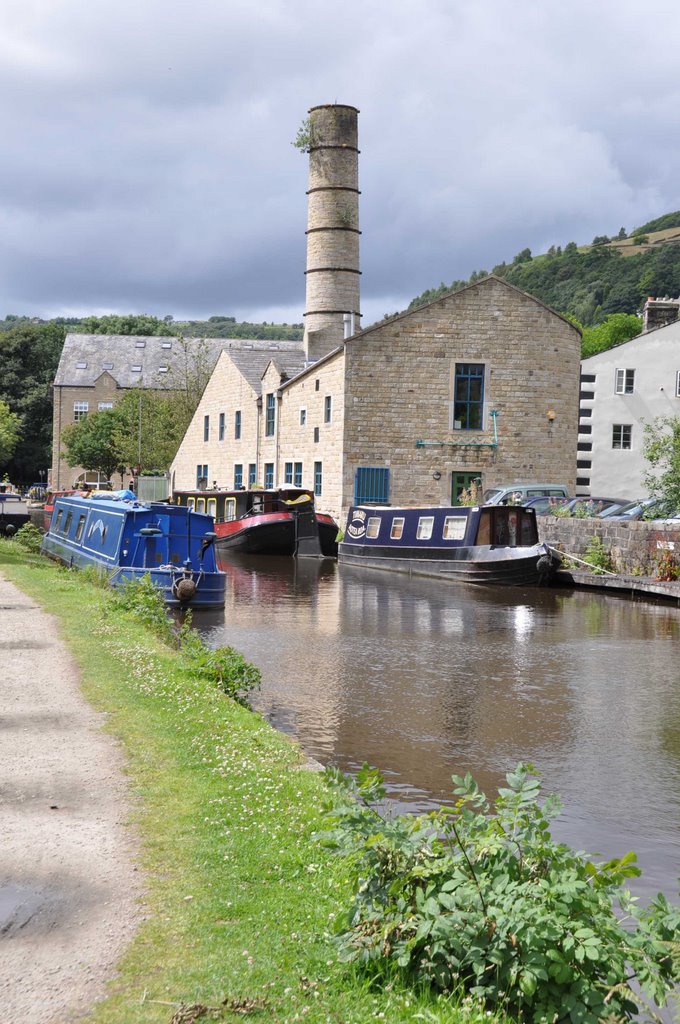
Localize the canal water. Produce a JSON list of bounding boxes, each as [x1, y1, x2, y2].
[[196, 555, 680, 901]]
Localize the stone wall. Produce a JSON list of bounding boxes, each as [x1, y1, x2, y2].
[[278, 351, 346, 521], [539, 516, 680, 575], [169, 352, 260, 491], [52, 373, 121, 488]]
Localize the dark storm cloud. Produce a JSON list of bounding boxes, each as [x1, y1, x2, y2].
[[2, 0, 680, 327]]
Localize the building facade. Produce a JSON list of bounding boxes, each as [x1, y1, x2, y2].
[[170, 276, 581, 523], [50, 333, 301, 489], [578, 313, 680, 498]]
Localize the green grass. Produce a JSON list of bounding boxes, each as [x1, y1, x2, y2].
[[0, 541, 500, 1024]]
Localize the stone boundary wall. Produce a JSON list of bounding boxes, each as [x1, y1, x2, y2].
[[539, 516, 680, 575]]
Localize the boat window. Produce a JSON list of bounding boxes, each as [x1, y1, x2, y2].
[[196, 498, 206, 513], [207, 498, 217, 517], [366, 516, 381, 539], [390, 517, 405, 539], [170, 553, 180, 564], [443, 515, 467, 541], [416, 516, 434, 540], [63, 511, 73, 535], [54, 509, 64, 532], [476, 510, 491, 545], [520, 511, 538, 545], [187, 497, 195, 511], [224, 498, 237, 521], [74, 515, 86, 541]]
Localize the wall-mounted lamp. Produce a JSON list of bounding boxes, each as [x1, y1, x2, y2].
[[547, 409, 556, 422], [432, 471, 442, 481]]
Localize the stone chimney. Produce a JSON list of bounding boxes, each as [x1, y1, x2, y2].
[[642, 295, 680, 332], [303, 104, 361, 360]]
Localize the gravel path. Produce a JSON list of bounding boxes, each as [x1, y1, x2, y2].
[[0, 572, 143, 1023]]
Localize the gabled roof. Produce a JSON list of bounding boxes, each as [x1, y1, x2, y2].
[[226, 347, 307, 395], [279, 274, 581, 392], [54, 334, 305, 390]]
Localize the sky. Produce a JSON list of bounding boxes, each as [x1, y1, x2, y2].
[[3, 0, 680, 329]]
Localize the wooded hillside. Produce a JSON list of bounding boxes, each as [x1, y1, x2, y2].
[[408, 213, 680, 327]]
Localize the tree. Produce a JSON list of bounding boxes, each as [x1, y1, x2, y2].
[[62, 409, 124, 481], [0, 322, 65, 485], [581, 312, 643, 358], [0, 400, 21, 465], [111, 389, 191, 473], [513, 247, 532, 264], [73, 314, 175, 336], [643, 416, 680, 511]]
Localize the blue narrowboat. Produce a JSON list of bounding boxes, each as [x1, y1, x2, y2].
[[338, 504, 558, 586], [41, 492, 226, 606]]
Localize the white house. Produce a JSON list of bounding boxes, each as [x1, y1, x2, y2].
[[578, 308, 680, 498]]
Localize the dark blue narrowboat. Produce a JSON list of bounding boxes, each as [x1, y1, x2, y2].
[[41, 493, 226, 606], [338, 504, 558, 586]]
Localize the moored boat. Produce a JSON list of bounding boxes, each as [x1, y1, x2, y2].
[[41, 493, 226, 606], [338, 503, 558, 585], [173, 487, 339, 561], [0, 494, 31, 536]]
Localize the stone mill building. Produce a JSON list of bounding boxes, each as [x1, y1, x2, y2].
[[169, 102, 581, 522]]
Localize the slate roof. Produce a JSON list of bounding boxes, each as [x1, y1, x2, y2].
[[54, 334, 305, 392], [226, 348, 309, 393]]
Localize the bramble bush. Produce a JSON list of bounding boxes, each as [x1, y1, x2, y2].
[[321, 763, 679, 1024]]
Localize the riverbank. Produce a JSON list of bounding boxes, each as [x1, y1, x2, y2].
[[0, 542, 493, 1024]]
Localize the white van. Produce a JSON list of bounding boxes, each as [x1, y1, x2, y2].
[[482, 484, 569, 506]]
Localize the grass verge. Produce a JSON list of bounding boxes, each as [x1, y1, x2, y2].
[[0, 541, 499, 1024]]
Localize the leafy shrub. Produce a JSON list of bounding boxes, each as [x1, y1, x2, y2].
[[321, 763, 679, 1024], [177, 617, 261, 706], [583, 536, 614, 574], [112, 574, 175, 643], [655, 550, 679, 581], [12, 522, 43, 553]]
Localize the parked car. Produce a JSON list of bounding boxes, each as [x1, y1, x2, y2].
[[597, 498, 666, 521], [482, 484, 570, 506], [522, 495, 572, 515], [561, 496, 632, 518]]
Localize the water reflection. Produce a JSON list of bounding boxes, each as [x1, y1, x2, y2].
[[196, 554, 680, 898]]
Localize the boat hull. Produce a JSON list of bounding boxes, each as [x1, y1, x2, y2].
[[214, 514, 338, 559], [339, 541, 555, 586], [173, 489, 339, 560]]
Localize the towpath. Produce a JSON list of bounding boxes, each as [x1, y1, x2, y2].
[[0, 572, 142, 1023]]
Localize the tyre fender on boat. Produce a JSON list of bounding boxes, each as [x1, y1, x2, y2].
[[536, 550, 559, 585], [173, 575, 197, 603]]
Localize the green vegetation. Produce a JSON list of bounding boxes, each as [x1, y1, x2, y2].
[[0, 543, 500, 1024], [292, 116, 315, 153], [0, 399, 21, 465], [643, 415, 680, 513], [323, 763, 679, 1024], [633, 211, 680, 234], [0, 321, 66, 484], [582, 536, 615, 575], [407, 213, 680, 348]]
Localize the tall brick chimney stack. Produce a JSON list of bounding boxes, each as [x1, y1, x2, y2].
[[303, 104, 361, 360]]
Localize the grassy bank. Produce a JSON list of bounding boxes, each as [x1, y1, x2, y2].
[[0, 542, 494, 1024]]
